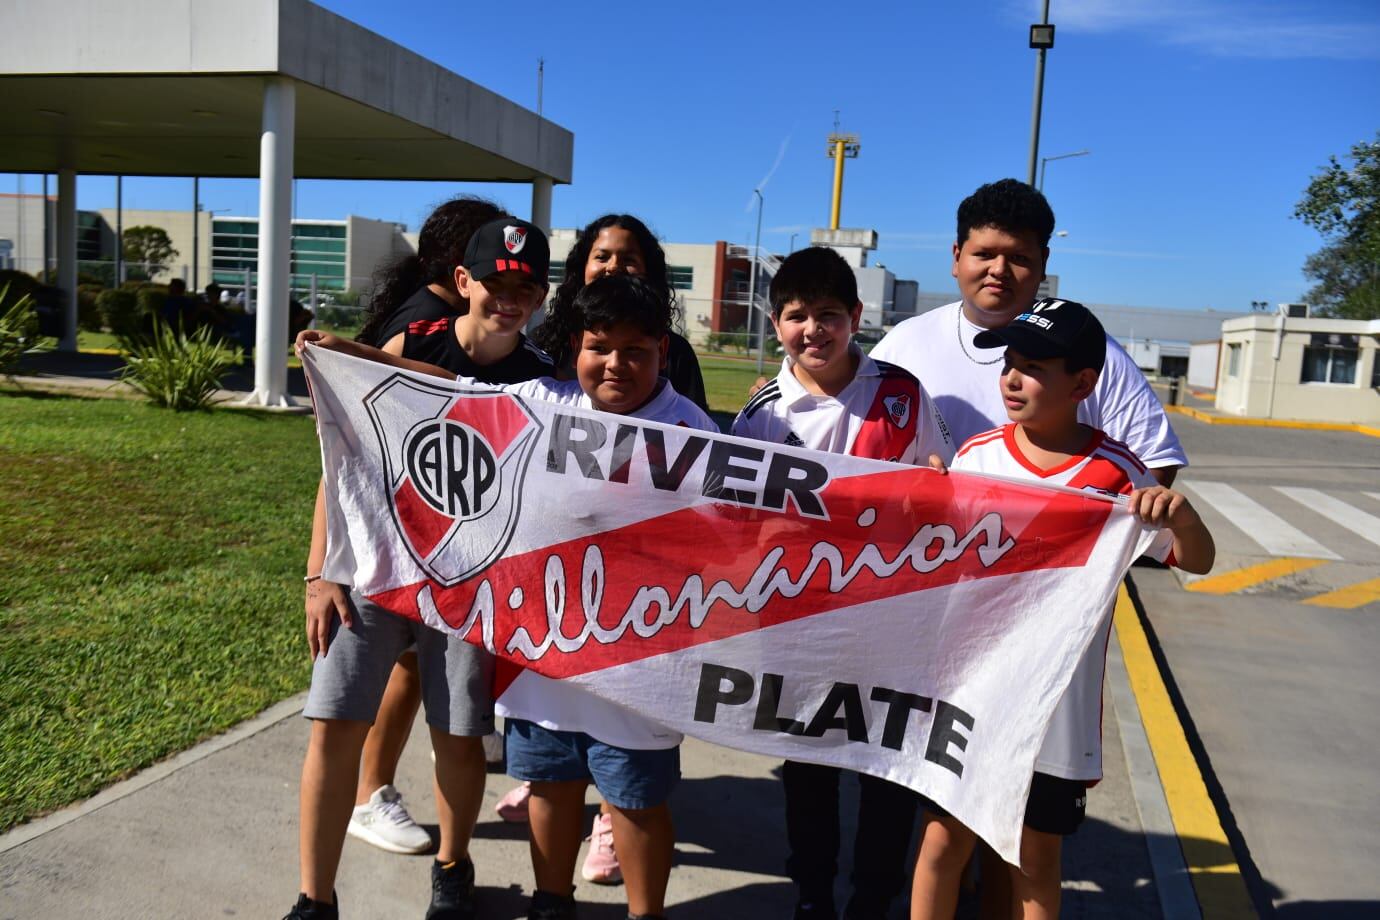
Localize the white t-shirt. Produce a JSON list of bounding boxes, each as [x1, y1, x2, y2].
[[870, 302, 1187, 470], [482, 376, 717, 750], [952, 424, 1173, 781], [731, 345, 955, 464]]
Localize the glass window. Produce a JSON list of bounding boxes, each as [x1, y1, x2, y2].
[[1371, 352, 1380, 389], [1226, 343, 1241, 377], [668, 265, 694, 290], [1301, 343, 1358, 384]]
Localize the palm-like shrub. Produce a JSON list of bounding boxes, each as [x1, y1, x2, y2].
[[0, 283, 43, 373], [118, 321, 242, 411]]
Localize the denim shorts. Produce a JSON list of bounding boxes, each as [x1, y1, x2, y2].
[[504, 718, 680, 810]]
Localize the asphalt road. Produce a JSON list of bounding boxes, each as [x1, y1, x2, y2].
[[1140, 414, 1380, 917]]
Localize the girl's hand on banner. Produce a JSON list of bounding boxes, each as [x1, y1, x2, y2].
[[305, 579, 352, 659], [927, 454, 949, 475], [295, 329, 343, 357]]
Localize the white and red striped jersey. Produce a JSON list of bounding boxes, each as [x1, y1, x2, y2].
[[732, 346, 955, 465], [953, 424, 1173, 782]]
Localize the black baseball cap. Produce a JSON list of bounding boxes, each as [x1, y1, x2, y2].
[[973, 297, 1107, 371], [463, 217, 550, 285]]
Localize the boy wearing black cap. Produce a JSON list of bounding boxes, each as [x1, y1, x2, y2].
[[910, 298, 1214, 920], [287, 218, 554, 920]]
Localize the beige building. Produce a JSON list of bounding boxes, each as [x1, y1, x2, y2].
[[1215, 312, 1380, 423], [547, 229, 721, 342], [95, 207, 213, 285]]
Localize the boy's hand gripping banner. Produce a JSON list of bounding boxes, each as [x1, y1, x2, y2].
[[304, 346, 1157, 864]]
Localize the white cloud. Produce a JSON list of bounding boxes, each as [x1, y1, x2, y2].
[[1016, 0, 1380, 60]]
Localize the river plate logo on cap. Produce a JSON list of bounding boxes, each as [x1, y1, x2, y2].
[[365, 374, 542, 585], [504, 225, 527, 254]]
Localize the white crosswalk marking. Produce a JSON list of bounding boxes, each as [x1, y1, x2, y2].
[[1276, 488, 1380, 548], [1181, 481, 1341, 560], [1366, 492, 1380, 505]]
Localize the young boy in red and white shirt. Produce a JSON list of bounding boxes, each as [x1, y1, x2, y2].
[[911, 298, 1215, 920], [732, 246, 954, 920]]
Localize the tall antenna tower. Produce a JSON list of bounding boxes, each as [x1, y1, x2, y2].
[[826, 110, 860, 230]]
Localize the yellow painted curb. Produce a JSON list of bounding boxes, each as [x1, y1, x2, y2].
[[1166, 404, 1380, 438], [1185, 558, 1328, 595], [1303, 577, 1380, 609], [1114, 584, 1257, 918]]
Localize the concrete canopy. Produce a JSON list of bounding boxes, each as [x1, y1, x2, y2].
[[0, 0, 573, 183], [0, 0, 573, 406]]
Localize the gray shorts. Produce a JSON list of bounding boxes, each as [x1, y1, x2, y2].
[[302, 590, 495, 737]]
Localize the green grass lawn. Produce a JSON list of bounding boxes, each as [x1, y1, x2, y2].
[[698, 353, 768, 418], [0, 392, 320, 832]]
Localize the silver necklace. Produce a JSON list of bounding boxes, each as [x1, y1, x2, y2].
[[956, 307, 1003, 365]]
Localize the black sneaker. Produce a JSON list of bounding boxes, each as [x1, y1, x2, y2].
[[426, 858, 476, 920], [527, 888, 577, 920], [283, 892, 338, 920]]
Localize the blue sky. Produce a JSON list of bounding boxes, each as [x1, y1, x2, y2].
[[20, 0, 1380, 311]]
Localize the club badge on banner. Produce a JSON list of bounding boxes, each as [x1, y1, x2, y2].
[[303, 346, 1158, 864]]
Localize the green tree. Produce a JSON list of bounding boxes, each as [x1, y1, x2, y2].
[[1292, 134, 1380, 320], [121, 226, 179, 280]]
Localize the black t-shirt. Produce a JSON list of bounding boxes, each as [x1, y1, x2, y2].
[[402, 317, 555, 383], [665, 331, 709, 414], [376, 287, 456, 346]]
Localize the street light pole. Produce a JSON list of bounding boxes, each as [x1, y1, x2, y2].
[[1026, 1, 1054, 186], [750, 189, 767, 376], [1038, 149, 1090, 192]]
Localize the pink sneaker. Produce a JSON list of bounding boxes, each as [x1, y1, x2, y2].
[[494, 782, 531, 823], [581, 812, 622, 884]]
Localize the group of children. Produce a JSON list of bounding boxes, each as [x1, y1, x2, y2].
[[288, 181, 1215, 920]]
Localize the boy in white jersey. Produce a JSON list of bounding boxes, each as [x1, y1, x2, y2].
[[732, 246, 954, 920], [299, 273, 713, 920], [910, 298, 1214, 920]]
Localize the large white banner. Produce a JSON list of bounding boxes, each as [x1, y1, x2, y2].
[[304, 346, 1156, 864]]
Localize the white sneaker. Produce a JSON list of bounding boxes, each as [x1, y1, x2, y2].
[[347, 784, 432, 854]]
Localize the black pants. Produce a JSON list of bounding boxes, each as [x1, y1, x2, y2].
[[783, 760, 922, 917]]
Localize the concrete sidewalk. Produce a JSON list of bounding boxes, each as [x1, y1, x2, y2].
[[0, 638, 1172, 920]]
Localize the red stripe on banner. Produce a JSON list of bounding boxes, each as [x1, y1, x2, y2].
[[392, 477, 453, 559], [443, 392, 533, 458], [369, 466, 1111, 681]]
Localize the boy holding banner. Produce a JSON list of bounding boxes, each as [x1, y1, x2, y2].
[[910, 298, 1215, 920], [298, 272, 714, 920], [732, 246, 954, 920]]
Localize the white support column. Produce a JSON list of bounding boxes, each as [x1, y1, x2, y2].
[[56, 168, 78, 352], [530, 176, 553, 233], [248, 77, 296, 408]]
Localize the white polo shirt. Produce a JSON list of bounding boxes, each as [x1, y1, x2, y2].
[[731, 346, 955, 464]]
